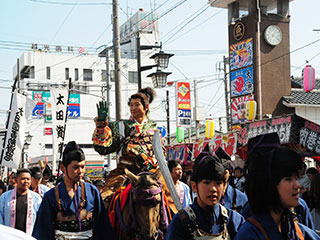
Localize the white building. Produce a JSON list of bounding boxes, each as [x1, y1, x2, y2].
[[12, 9, 166, 174]]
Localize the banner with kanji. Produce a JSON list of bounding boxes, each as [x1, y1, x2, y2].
[[1, 92, 36, 169], [50, 88, 69, 174], [167, 144, 192, 164]]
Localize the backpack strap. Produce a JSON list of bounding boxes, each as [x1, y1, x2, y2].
[[55, 183, 64, 213], [247, 217, 269, 240], [293, 221, 305, 240]]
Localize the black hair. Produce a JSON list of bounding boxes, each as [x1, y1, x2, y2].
[[62, 141, 85, 167], [10, 172, 16, 178], [16, 168, 32, 177], [192, 152, 226, 183], [168, 160, 181, 173], [310, 173, 320, 210], [128, 87, 156, 112], [0, 180, 5, 193], [246, 145, 302, 215], [306, 167, 318, 176], [234, 166, 244, 173]]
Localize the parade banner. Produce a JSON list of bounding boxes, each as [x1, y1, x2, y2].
[[1, 92, 35, 169], [50, 88, 69, 174], [229, 38, 253, 71], [193, 133, 238, 160], [209, 133, 238, 156], [176, 82, 192, 128], [167, 144, 192, 164], [230, 66, 254, 97], [231, 95, 254, 124]]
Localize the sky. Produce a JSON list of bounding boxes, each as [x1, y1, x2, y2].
[[1, 0, 320, 129]]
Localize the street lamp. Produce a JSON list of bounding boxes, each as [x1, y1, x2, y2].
[[150, 51, 173, 69], [147, 69, 172, 88], [136, 33, 174, 89]]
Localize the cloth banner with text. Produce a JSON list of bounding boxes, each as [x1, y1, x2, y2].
[[50, 88, 69, 174], [1, 92, 36, 168]]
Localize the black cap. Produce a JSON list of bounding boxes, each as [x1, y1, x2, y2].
[[30, 167, 43, 179]]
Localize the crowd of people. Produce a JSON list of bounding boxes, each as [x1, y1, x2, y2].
[[0, 87, 319, 240]]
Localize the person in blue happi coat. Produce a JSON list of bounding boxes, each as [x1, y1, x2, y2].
[[32, 141, 116, 240], [235, 133, 319, 240], [165, 146, 245, 240], [216, 147, 248, 213]]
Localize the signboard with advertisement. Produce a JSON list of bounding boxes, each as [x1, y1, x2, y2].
[[237, 115, 292, 146], [120, 11, 158, 42], [176, 82, 192, 128], [230, 66, 254, 97], [32, 91, 80, 119], [231, 95, 254, 125], [229, 38, 253, 71]]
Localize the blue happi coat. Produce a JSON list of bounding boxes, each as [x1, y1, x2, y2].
[[240, 198, 315, 230], [235, 213, 320, 240], [0, 189, 42, 234], [32, 181, 116, 240], [222, 184, 248, 212]]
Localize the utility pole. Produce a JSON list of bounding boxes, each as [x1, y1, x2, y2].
[[113, 0, 122, 121], [194, 80, 199, 139], [166, 90, 170, 145], [17, 59, 21, 93], [105, 48, 111, 170], [223, 56, 231, 132], [136, 33, 142, 90]]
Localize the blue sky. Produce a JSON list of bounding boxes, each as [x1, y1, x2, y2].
[[0, 0, 320, 127]]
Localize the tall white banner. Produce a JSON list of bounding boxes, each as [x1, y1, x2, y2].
[[50, 88, 69, 175], [1, 92, 35, 169]]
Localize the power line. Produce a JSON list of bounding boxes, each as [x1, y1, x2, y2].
[[28, 0, 109, 6], [163, 4, 210, 45], [49, 0, 79, 45], [165, 9, 224, 46]]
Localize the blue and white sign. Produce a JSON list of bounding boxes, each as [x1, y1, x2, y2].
[[230, 66, 254, 97], [157, 126, 166, 138]]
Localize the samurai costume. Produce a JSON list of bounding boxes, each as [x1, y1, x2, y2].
[[0, 188, 42, 235], [165, 198, 245, 240], [32, 181, 116, 240], [221, 184, 248, 213], [92, 116, 166, 199], [235, 211, 320, 240]]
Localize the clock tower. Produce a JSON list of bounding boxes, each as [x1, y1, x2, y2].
[[209, 0, 294, 128]]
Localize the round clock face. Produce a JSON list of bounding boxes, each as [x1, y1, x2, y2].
[[264, 25, 282, 46]]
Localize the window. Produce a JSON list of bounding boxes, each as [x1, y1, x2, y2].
[[83, 69, 92, 81], [46, 67, 51, 80], [128, 71, 138, 84], [65, 68, 69, 80], [101, 70, 106, 82], [110, 70, 115, 82], [29, 66, 35, 79], [75, 68, 79, 81]]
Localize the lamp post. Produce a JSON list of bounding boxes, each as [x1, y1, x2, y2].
[[136, 33, 173, 89]]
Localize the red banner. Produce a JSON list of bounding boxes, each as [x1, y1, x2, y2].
[[193, 133, 238, 159]]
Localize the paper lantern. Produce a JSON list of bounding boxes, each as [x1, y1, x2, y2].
[[245, 100, 257, 121], [205, 119, 215, 139], [303, 65, 315, 92], [176, 126, 184, 143]]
